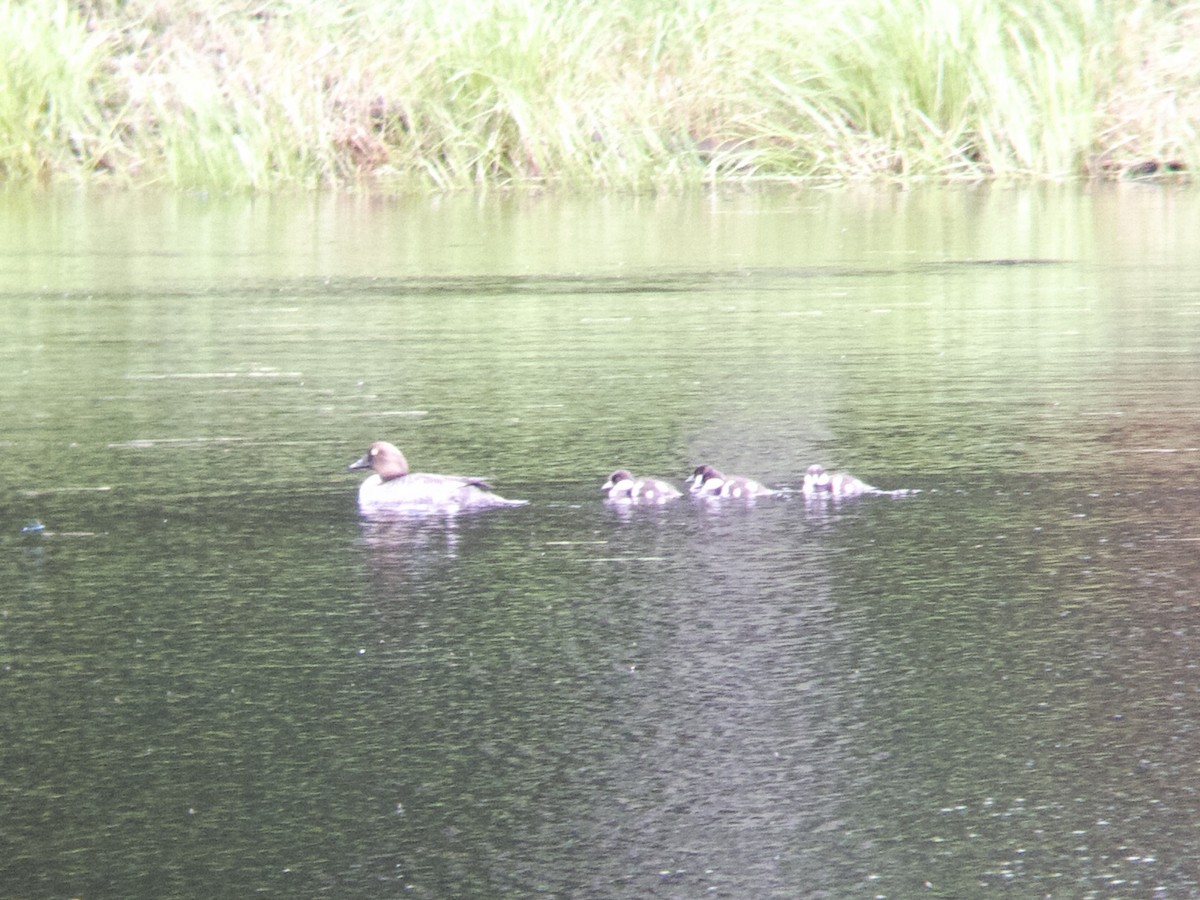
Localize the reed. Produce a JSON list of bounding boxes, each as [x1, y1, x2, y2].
[[1, 0, 1196, 190], [0, 1, 108, 181]]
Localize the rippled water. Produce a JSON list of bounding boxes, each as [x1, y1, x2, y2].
[[2, 186, 1199, 896]]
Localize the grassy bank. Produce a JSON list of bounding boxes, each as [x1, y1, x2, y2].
[[2, 0, 1197, 191]]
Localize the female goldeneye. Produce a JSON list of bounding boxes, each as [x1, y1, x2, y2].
[[348, 441, 527, 513], [686, 464, 783, 500], [601, 469, 682, 503]]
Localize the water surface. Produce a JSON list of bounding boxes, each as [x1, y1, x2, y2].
[[2, 186, 1199, 897]]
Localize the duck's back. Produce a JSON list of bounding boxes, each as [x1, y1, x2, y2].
[[358, 473, 527, 512]]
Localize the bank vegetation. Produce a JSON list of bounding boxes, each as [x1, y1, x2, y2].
[[2, 0, 1197, 190]]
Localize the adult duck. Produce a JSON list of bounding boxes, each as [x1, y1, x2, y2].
[[348, 441, 527, 513]]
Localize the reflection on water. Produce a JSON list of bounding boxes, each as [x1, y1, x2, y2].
[[2, 186, 1200, 896], [358, 512, 467, 557]]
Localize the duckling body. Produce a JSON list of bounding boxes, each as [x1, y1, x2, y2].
[[602, 469, 682, 504], [802, 464, 877, 497], [802, 464, 911, 499], [686, 464, 782, 500]]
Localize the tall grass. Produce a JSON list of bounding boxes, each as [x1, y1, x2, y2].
[[0, 1, 108, 181], [757, 0, 1109, 179], [1, 0, 1196, 190]]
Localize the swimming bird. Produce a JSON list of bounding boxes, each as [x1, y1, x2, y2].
[[802, 463, 877, 497], [348, 441, 527, 513], [686, 464, 782, 500], [602, 469, 682, 503], [802, 464, 909, 498]]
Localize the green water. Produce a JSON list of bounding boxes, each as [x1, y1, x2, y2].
[[2, 186, 1199, 897]]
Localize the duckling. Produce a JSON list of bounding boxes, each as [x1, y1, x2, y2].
[[602, 469, 682, 504], [686, 464, 783, 500]]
